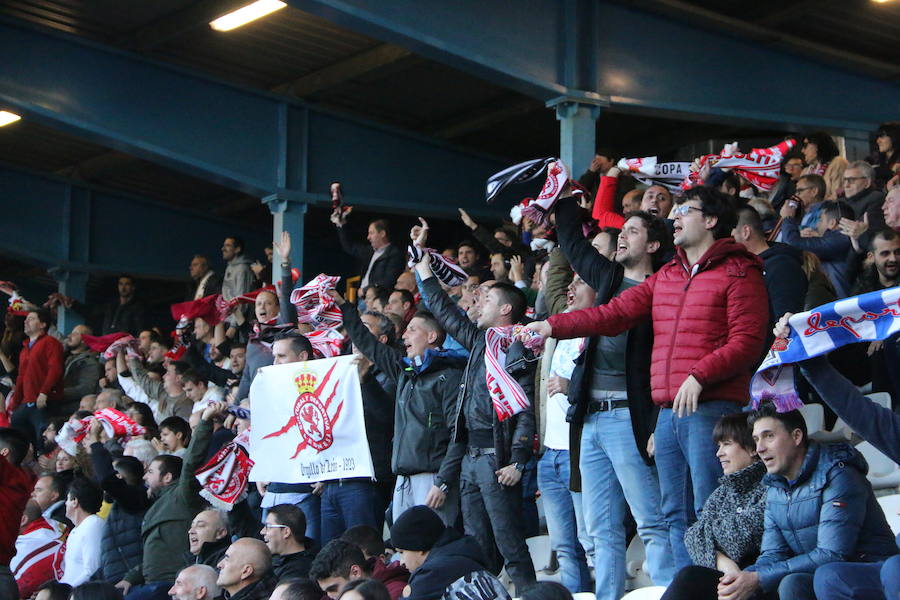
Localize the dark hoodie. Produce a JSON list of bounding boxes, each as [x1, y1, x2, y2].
[[406, 529, 488, 600], [758, 242, 807, 348], [273, 547, 317, 582]]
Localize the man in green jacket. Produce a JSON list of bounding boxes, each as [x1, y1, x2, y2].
[[115, 401, 224, 599]]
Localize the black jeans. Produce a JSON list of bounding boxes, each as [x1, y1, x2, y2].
[[662, 565, 797, 600], [460, 452, 536, 595], [661, 565, 723, 600]]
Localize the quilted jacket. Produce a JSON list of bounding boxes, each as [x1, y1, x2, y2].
[[747, 442, 898, 592], [548, 238, 768, 406]]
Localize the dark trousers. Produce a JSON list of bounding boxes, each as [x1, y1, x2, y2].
[[460, 452, 536, 595], [11, 402, 46, 453], [661, 565, 811, 600]]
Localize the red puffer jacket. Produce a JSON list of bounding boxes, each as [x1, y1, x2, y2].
[[548, 238, 768, 407]]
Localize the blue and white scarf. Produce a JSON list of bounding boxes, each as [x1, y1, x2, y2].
[[751, 287, 900, 411]]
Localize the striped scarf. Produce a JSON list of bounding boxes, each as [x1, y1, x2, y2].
[[485, 325, 543, 421], [290, 274, 342, 329], [752, 287, 900, 411], [195, 429, 254, 510], [616, 157, 692, 192], [408, 246, 468, 287], [683, 139, 797, 192]]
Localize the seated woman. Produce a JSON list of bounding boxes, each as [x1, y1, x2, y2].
[[661, 413, 767, 600]]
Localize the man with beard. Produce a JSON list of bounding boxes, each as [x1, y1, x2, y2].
[[852, 229, 900, 294], [61, 325, 102, 417]]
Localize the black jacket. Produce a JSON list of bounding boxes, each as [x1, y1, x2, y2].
[[340, 303, 465, 485], [554, 197, 657, 488], [89, 441, 148, 583], [273, 549, 316, 582], [187, 536, 231, 569], [407, 529, 488, 600], [186, 271, 223, 301], [419, 278, 536, 473], [758, 242, 807, 349], [224, 576, 277, 600], [101, 298, 146, 336], [336, 226, 406, 290]]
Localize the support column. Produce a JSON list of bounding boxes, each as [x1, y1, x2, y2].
[[48, 268, 87, 335], [546, 96, 607, 179], [264, 195, 307, 285]]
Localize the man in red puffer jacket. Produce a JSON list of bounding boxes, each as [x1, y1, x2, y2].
[[528, 186, 768, 570]]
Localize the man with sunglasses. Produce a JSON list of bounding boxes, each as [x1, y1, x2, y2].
[[528, 186, 768, 571]]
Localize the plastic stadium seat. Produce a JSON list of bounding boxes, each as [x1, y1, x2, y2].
[[877, 494, 900, 536], [619, 586, 666, 600], [573, 593, 596, 600], [809, 417, 853, 443], [856, 441, 900, 490], [798, 404, 824, 438], [866, 392, 892, 410], [527, 535, 554, 572]]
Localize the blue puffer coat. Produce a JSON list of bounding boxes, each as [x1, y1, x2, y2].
[[748, 442, 898, 592]]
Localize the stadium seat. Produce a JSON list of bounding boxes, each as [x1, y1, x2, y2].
[[619, 586, 666, 600], [877, 494, 900, 536], [856, 441, 900, 490], [798, 404, 824, 438]]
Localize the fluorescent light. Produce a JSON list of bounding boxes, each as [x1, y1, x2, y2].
[[0, 111, 21, 127], [210, 0, 287, 31]]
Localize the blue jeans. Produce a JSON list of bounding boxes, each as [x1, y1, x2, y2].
[[125, 581, 174, 600], [320, 479, 381, 545], [654, 401, 740, 569], [580, 401, 674, 600], [537, 449, 592, 593], [814, 558, 899, 600], [779, 573, 815, 600]]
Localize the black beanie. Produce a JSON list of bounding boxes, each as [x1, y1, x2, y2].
[[389, 506, 445, 551]]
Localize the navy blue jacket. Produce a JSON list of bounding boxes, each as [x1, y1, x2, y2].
[[748, 442, 897, 591]]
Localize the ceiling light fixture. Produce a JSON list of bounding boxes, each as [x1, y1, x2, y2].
[[210, 0, 287, 31], [0, 111, 21, 127]]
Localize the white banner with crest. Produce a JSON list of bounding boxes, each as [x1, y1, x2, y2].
[[249, 355, 374, 483]]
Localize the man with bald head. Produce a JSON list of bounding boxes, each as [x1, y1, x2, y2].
[[62, 324, 102, 417], [187, 509, 231, 568], [169, 564, 221, 600], [216, 538, 275, 600]]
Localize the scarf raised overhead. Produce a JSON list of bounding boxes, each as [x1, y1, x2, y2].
[[616, 157, 692, 192], [751, 287, 900, 411]]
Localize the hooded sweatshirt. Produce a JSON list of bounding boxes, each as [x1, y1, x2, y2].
[[406, 529, 488, 600]]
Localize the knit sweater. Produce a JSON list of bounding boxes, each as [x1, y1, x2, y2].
[[684, 461, 767, 569]]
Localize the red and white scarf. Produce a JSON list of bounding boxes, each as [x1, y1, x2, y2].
[[682, 139, 797, 192], [57, 409, 145, 454], [407, 246, 468, 287], [520, 161, 573, 226], [484, 326, 544, 421], [290, 274, 343, 329], [82, 332, 140, 360], [616, 157, 692, 192], [306, 328, 346, 358], [195, 429, 254, 510]]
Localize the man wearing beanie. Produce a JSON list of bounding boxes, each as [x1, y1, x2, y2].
[[391, 506, 492, 600]]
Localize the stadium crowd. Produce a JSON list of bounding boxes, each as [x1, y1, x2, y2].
[[0, 124, 899, 600]]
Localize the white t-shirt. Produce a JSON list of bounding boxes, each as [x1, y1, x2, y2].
[[543, 337, 584, 451], [60, 513, 106, 586]]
